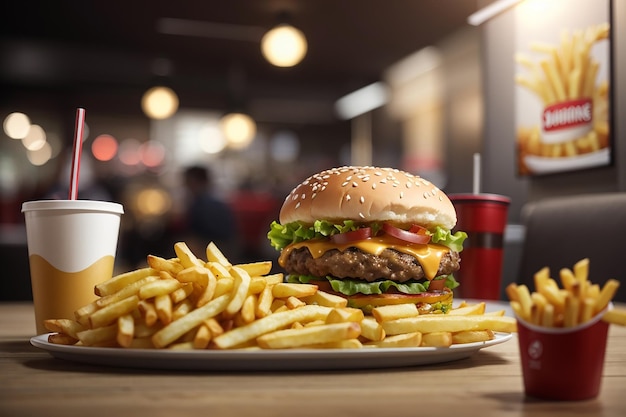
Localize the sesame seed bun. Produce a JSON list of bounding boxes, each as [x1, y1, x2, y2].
[[279, 166, 457, 230]]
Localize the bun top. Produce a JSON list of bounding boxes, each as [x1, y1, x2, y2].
[[279, 166, 457, 230]]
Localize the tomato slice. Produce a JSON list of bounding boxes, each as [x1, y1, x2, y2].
[[409, 224, 428, 235], [427, 278, 445, 291], [330, 227, 372, 244], [382, 223, 431, 244]]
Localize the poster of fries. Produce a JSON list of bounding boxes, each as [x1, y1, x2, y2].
[[514, 0, 611, 176]]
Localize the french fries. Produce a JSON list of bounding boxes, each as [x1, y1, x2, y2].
[[507, 258, 623, 328], [257, 322, 361, 349], [45, 241, 518, 350], [382, 315, 516, 336]]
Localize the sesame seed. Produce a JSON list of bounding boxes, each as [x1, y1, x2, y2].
[[400, 192, 404, 199], [295, 202, 301, 209], [372, 183, 377, 190], [342, 181, 349, 187], [312, 193, 317, 199], [359, 212, 365, 219], [346, 194, 351, 201], [352, 182, 358, 187], [360, 196, 365, 204]]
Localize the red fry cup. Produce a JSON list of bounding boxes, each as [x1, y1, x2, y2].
[[516, 307, 611, 401]]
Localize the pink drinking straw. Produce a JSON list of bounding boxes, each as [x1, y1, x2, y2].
[[68, 108, 86, 200]]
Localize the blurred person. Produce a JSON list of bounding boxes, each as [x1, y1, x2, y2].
[[178, 165, 238, 260]]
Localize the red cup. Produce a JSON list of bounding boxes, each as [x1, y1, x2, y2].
[[448, 193, 510, 300], [516, 310, 610, 401]]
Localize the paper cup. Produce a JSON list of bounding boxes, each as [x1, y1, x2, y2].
[[516, 308, 610, 401], [22, 200, 124, 334]]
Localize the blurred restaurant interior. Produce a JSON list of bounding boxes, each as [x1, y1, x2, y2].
[[1, 0, 625, 301]]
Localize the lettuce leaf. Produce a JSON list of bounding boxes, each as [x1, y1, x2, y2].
[[430, 226, 468, 252], [268, 220, 467, 252], [267, 220, 378, 251], [288, 274, 459, 296]]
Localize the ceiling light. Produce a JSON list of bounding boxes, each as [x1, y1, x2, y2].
[[141, 86, 179, 120], [261, 24, 307, 67], [467, 0, 523, 26], [220, 112, 257, 149], [335, 82, 389, 120]]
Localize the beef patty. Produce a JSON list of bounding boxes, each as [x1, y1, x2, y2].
[[283, 247, 460, 282]]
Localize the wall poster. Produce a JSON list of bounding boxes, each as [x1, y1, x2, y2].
[[514, 0, 612, 176]]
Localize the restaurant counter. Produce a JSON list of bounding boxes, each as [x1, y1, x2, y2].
[[1, 301, 625, 416]]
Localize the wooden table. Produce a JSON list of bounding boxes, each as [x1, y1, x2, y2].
[[1, 301, 625, 416]]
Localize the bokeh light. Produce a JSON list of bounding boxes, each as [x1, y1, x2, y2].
[[135, 187, 172, 217], [26, 142, 52, 166], [198, 122, 227, 154], [118, 138, 142, 166], [261, 24, 308, 67], [220, 113, 256, 150], [141, 86, 179, 120], [139, 140, 166, 168], [21, 124, 46, 151], [3, 112, 31, 139], [92, 134, 119, 161]]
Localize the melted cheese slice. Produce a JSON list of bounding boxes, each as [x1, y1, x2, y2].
[[278, 235, 449, 280]]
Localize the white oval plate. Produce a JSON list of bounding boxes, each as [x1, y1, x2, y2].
[[30, 332, 512, 371]]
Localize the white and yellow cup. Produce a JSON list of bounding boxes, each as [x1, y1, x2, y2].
[[22, 200, 124, 334]]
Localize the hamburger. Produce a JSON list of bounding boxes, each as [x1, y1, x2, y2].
[[267, 166, 467, 314]]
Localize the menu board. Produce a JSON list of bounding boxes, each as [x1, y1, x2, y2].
[[514, 0, 611, 176]]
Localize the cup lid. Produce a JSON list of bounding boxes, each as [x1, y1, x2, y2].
[[448, 193, 511, 204], [22, 200, 124, 214]]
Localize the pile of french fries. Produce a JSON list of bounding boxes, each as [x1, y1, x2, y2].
[[45, 241, 517, 350], [515, 23, 610, 167], [506, 258, 626, 328]]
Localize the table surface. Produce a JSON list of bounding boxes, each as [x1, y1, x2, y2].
[[1, 301, 625, 417]]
